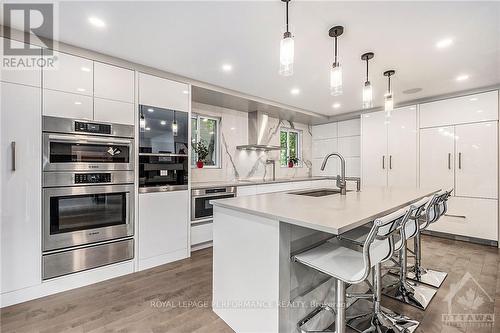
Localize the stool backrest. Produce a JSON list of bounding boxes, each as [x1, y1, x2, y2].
[[435, 188, 453, 219], [401, 197, 430, 242], [418, 193, 440, 230], [362, 207, 410, 273]]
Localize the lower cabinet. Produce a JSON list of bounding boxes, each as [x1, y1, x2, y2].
[[427, 197, 498, 241], [138, 191, 189, 270], [191, 222, 213, 249]]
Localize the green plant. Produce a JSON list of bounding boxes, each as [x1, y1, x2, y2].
[[192, 140, 209, 162], [288, 157, 300, 164]]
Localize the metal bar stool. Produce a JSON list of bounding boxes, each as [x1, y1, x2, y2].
[[292, 206, 418, 333], [406, 188, 453, 288], [381, 197, 438, 310]]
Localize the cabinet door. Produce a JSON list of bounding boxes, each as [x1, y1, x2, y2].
[[43, 50, 93, 96], [138, 191, 189, 266], [361, 111, 387, 187], [1, 82, 41, 293], [43, 89, 93, 120], [0, 38, 41, 87], [94, 98, 135, 125], [94, 62, 134, 103], [138, 73, 189, 111], [455, 122, 498, 199], [419, 126, 455, 192], [387, 106, 418, 188]]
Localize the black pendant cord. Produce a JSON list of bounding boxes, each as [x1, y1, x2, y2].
[[285, 0, 289, 33], [388, 76, 391, 92], [365, 59, 369, 83], [334, 37, 338, 65]]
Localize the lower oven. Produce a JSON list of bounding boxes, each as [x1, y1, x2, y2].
[[191, 187, 237, 221]]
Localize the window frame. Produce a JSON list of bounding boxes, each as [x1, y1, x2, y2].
[[280, 127, 303, 168], [191, 114, 221, 169]]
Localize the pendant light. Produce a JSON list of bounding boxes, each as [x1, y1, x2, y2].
[[383, 70, 395, 117], [172, 112, 178, 137], [140, 110, 146, 130], [279, 0, 294, 76], [361, 52, 374, 109], [329, 26, 344, 96]]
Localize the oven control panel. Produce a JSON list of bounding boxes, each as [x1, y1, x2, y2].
[[74, 173, 112, 184], [75, 121, 112, 135]]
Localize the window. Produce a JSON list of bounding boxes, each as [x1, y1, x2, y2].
[[191, 114, 220, 167], [280, 128, 302, 167]]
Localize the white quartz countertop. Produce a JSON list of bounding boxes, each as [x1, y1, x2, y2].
[[211, 187, 440, 235], [191, 176, 334, 190]]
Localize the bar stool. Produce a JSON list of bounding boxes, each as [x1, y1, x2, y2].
[[292, 206, 419, 333], [381, 197, 438, 310], [406, 189, 453, 288]]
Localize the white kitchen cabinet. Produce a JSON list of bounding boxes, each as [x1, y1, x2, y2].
[[312, 138, 337, 159], [419, 126, 455, 192], [1, 82, 41, 294], [43, 89, 93, 120], [338, 118, 361, 137], [312, 122, 337, 140], [361, 111, 388, 187], [94, 98, 135, 125], [427, 197, 498, 241], [43, 50, 93, 96], [0, 38, 41, 87], [361, 107, 418, 188], [138, 73, 189, 111], [420, 91, 498, 128], [455, 122, 497, 199], [138, 191, 189, 270], [94, 62, 134, 103], [191, 222, 213, 246]]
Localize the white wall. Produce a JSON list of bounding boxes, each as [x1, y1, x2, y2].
[[311, 118, 361, 177]]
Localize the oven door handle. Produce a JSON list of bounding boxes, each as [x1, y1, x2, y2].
[[48, 134, 132, 145], [193, 193, 236, 199]]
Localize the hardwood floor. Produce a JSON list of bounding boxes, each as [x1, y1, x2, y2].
[[1, 235, 499, 333]]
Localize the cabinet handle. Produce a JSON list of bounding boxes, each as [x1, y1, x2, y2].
[[458, 152, 462, 169], [382, 156, 385, 169], [444, 214, 466, 219], [389, 155, 392, 170], [448, 153, 451, 170], [11, 141, 16, 171]]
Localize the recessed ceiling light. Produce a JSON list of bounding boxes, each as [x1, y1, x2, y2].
[[81, 67, 91, 72], [332, 103, 341, 109], [145, 127, 151, 131], [221, 64, 233, 72], [88, 16, 106, 28], [436, 38, 453, 49], [456, 74, 469, 81], [469, 97, 478, 101], [290, 88, 300, 95], [147, 108, 154, 112], [160, 120, 166, 125], [74, 101, 82, 105]]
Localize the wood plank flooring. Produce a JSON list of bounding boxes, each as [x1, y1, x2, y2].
[[1, 235, 499, 333]]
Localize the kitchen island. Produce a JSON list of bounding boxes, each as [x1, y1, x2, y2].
[[211, 187, 439, 333]]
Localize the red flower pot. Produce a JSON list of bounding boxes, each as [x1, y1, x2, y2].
[[196, 160, 204, 168], [288, 161, 294, 168]]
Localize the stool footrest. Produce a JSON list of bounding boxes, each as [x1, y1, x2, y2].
[[297, 304, 336, 333]]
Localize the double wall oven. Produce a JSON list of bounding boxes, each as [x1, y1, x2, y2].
[[42, 116, 135, 280]]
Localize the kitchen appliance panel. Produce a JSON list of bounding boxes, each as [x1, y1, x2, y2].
[[191, 187, 237, 221]]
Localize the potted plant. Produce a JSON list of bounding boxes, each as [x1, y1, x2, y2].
[[288, 157, 299, 168], [192, 141, 209, 168]]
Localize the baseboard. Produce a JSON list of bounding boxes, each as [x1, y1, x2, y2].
[[191, 241, 213, 252], [1, 260, 135, 308], [422, 230, 498, 247], [137, 248, 189, 271]]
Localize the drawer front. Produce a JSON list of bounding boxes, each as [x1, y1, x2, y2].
[[191, 222, 213, 245], [427, 197, 498, 241], [43, 239, 134, 280], [43, 89, 93, 120], [94, 98, 135, 125]]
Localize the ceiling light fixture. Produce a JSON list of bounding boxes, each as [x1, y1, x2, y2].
[[140, 111, 146, 130], [88, 16, 106, 28], [332, 103, 341, 109], [222, 64, 233, 72], [147, 108, 154, 112], [172, 112, 178, 136], [290, 87, 300, 95], [279, 0, 294, 76], [329, 25, 344, 96], [436, 38, 453, 49], [361, 52, 374, 109], [383, 70, 395, 117], [456, 74, 469, 81], [160, 120, 166, 125]]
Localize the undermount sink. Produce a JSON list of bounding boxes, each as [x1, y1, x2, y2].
[[290, 188, 351, 197]]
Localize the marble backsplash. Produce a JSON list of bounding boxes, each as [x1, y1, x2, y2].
[[191, 102, 313, 183]]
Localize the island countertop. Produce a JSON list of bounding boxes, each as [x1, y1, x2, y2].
[[211, 186, 439, 234]]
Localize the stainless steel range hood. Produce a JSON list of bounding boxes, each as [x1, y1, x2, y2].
[[236, 111, 281, 151]]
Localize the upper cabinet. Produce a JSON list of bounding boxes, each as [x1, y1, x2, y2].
[[43, 50, 93, 96], [420, 91, 498, 128], [0, 38, 41, 87], [138, 73, 189, 112], [94, 62, 134, 103]]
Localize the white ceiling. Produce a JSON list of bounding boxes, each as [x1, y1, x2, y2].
[[5, 1, 500, 116]]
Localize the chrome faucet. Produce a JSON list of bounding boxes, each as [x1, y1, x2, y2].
[[321, 152, 347, 195], [266, 159, 276, 181]]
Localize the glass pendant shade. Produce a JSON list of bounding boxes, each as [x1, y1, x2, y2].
[[172, 120, 178, 136], [362, 81, 373, 109], [330, 64, 342, 96], [384, 91, 394, 116], [140, 114, 146, 129], [279, 34, 294, 76]]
